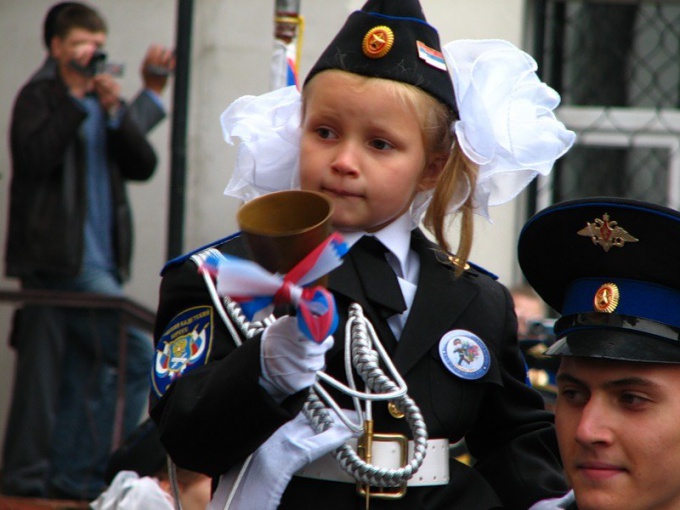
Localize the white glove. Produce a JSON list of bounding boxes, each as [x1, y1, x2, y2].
[[208, 411, 355, 510], [259, 316, 334, 399]]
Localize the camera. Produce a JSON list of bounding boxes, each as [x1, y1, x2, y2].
[[70, 50, 125, 77]]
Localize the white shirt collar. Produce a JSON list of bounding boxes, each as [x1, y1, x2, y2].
[[340, 213, 413, 278]]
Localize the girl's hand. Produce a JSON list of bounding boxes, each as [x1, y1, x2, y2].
[[260, 315, 334, 397]]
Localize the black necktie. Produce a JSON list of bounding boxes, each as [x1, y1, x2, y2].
[[353, 236, 407, 318]]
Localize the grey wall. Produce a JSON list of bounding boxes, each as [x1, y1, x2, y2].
[[0, 0, 526, 461]]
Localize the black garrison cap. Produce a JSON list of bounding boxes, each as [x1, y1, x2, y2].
[[304, 0, 457, 113], [518, 197, 680, 363]]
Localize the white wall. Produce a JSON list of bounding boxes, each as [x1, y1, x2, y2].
[[0, 0, 527, 463]]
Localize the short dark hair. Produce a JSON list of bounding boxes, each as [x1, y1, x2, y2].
[[51, 2, 107, 42], [43, 2, 79, 48]]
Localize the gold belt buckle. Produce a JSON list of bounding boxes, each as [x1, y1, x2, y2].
[[356, 420, 408, 503]]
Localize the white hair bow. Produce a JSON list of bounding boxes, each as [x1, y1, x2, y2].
[[443, 39, 576, 219]]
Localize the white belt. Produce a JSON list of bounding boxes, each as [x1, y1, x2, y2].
[[295, 438, 450, 487]]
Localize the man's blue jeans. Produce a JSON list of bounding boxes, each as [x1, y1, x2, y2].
[[0, 269, 154, 499]]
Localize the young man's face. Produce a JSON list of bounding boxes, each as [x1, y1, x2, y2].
[[51, 27, 106, 72], [556, 357, 680, 510]]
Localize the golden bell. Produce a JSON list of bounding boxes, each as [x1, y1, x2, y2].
[[237, 190, 334, 275]]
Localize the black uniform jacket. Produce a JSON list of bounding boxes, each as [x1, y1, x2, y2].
[[150, 229, 567, 509]]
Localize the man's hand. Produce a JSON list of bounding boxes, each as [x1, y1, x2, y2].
[[62, 45, 97, 98], [141, 44, 175, 95], [93, 74, 121, 115]]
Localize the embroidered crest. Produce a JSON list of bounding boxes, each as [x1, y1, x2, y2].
[[152, 306, 213, 396], [439, 330, 490, 380], [594, 283, 620, 313], [362, 26, 395, 59], [577, 213, 639, 252]]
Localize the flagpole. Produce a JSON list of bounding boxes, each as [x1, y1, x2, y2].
[[271, 0, 303, 90], [167, 0, 194, 260]]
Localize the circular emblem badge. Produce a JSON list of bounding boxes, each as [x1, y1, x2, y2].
[[593, 282, 619, 313], [439, 330, 490, 380], [362, 26, 395, 59]]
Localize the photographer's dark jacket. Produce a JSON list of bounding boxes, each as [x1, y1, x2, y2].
[[5, 58, 163, 281]]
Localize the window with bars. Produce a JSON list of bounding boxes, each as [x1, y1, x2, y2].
[[529, 0, 680, 212]]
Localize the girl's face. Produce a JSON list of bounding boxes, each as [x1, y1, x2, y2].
[[300, 71, 444, 232]]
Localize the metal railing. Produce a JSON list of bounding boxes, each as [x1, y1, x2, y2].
[[0, 288, 156, 450]]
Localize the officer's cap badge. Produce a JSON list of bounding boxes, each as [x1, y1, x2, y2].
[[362, 26, 394, 59], [577, 212, 639, 252]]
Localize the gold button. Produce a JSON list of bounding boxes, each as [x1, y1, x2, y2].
[[388, 401, 405, 419], [448, 255, 470, 271]]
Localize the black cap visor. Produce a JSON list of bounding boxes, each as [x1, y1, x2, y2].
[[547, 328, 680, 363]]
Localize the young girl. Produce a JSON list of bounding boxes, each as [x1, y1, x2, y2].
[[150, 1, 575, 508]]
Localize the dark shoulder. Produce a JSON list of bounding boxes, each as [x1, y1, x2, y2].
[[19, 66, 62, 95], [160, 232, 248, 276], [431, 248, 499, 281], [13, 72, 75, 117], [154, 233, 249, 338], [412, 228, 499, 281], [412, 229, 512, 315]]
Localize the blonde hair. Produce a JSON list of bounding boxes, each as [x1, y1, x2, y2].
[[303, 70, 479, 274]]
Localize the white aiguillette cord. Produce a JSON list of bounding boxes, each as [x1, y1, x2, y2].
[[189, 250, 427, 509], [306, 303, 428, 488]]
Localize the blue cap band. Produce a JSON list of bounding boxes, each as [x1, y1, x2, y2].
[[563, 277, 680, 329]]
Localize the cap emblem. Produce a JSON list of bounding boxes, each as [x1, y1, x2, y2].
[[362, 26, 395, 59], [577, 213, 639, 252], [594, 283, 620, 313]]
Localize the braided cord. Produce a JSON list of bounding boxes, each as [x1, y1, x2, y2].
[[304, 303, 428, 487]]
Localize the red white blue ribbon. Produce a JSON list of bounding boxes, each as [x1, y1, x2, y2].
[[199, 232, 348, 343]]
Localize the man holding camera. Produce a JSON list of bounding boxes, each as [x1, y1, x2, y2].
[[2, 2, 173, 501]]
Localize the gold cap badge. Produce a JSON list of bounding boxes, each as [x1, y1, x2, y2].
[[594, 283, 620, 313], [577, 213, 639, 252], [362, 26, 395, 59]]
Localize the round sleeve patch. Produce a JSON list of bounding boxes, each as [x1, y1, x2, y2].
[[152, 306, 213, 396]]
